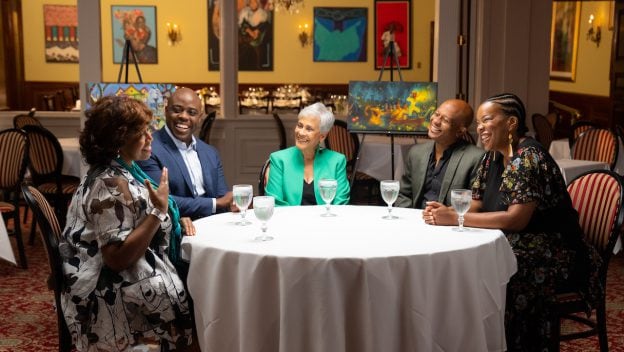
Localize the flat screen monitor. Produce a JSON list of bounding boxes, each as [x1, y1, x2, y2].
[[348, 81, 437, 134]]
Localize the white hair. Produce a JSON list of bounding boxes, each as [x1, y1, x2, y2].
[[298, 102, 335, 134]]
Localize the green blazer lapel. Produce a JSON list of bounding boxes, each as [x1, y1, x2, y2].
[[438, 145, 466, 203], [285, 148, 305, 205]]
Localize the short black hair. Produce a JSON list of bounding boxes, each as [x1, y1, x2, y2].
[[485, 93, 528, 137]]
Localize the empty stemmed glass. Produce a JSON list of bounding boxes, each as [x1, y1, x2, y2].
[[253, 196, 275, 241], [380, 180, 400, 219], [233, 184, 253, 225], [451, 189, 472, 232], [318, 178, 338, 217]]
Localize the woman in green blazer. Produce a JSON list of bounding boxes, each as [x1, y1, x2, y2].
[[266, 102, 350, 206]]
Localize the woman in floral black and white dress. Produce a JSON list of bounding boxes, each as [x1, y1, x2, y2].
[[61, 95, 194, 351]]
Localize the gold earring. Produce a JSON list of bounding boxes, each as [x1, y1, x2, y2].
[[508, 133, 513, 158]]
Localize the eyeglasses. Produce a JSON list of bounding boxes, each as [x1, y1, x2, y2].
[[168, 104, 201, 117]]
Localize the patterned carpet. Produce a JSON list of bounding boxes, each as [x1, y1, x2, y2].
[[0, 213, 623, 351]]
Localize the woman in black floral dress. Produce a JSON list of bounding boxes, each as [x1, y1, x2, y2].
[[61, 96, 194, 351], [424, 93, 601, 351]]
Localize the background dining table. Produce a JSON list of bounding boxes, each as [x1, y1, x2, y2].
[[182, 205, 517, 352], [356, 134, 420, 181], [57, 137, 83, 178]]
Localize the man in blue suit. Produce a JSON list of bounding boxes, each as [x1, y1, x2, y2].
[[138, 87, 233, 220]]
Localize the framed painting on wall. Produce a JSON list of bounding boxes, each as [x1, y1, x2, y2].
[[374, 0, 411, 70], [43, 5, 79, 63], [208, 0, 273, 71], [111, 6, 158, 64], [313, 7, 367, 62], [550, 2, 580, 81]]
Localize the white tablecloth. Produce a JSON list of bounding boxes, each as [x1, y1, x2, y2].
[[555, 159, 609, 184], [357, 135, 416, 180], [0, 216, 16, 265], [550, 138, 624, 174], [58, 137, 84, 178], [182, 205, 517, 352]]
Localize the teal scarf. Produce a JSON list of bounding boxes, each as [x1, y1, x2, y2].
[[115, 158, 182, 264]]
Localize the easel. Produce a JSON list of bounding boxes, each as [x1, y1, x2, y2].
[[117, 39, 144, 83], [351, 41, 403, 187]]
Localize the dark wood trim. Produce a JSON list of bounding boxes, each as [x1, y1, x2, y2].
[[549, 90, 612, 127], [1, 0, 24, 109]]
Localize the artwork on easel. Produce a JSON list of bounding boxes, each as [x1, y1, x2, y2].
[[348, 81, 437, 134], [43, 5, 79, 62], [111, 6, 158, 64], [86, 83, 176, 130]]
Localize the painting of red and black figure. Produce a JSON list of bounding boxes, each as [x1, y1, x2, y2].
[[374, 0, 411, 70]]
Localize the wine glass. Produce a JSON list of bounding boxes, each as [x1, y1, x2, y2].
[[451, 189, 472, 232], [380, 180, 400, 219], [233, 184, 253, 226], [318, 178, 338, 217], [253, 196, 274, 241]]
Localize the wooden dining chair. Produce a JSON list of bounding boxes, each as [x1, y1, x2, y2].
[[22, 125, 80, 244], [532, 113, 555, 150], [556, 170, 624, 352], [199, 111, 217, 144], [571, 128, 618, 170], [258, 159, 271, 196], [272, 113, 287, 150], [569, 120, 599, 149], [13, 108, 42, 129], [21, 185, 73, 351], [0, 129, 30, 268], [325, 120, 377, 203]]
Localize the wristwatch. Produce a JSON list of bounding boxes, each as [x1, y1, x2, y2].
[[149, 208, 168, 222]]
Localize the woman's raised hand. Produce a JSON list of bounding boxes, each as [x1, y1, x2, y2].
[[146, 167, 169, 213]]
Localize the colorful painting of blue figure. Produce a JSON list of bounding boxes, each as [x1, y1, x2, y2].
[[86, 83, 176, 130], [348, 81, 438, 134], [313, 7, 367, 62]]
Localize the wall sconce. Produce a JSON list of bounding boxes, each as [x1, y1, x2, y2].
[[298, 23, 312, 47], [166, 22, 180, 45], [587, 14, 601, 47]]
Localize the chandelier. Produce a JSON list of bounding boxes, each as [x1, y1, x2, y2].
[[272, 0, 304, 14]]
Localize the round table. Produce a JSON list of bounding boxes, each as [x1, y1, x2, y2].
[[183, 205, 517, 352]]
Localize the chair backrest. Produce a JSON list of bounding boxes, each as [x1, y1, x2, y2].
[[21, 184, 72, 351], [0, 128, 29, 191], [325, 119, 359, 169], [258, 159, 271, 196], [22, 125, 65, 184], [199, 111, 217, 144], [13, 108, 42, 129], [567, 170, 624, 278], [272, 113, 287, 150], [571, 128, 618, 169], [532, 113, 554, 150], [569, 120, 599, 148]]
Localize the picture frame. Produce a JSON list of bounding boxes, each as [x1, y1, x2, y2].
[[617, 9, 624, 59], [111, 5, 158, 64], [43, 5, 79, 63], [208, 0, 273, 71], [374, 0, 411, 70], [549, 2, 580, 81], [313, 7, 367, 62]]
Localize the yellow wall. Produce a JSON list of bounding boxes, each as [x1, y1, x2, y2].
[[549, 1, 613, 96], [22, 0, 79, 82], [22, 0, 434, 84]]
